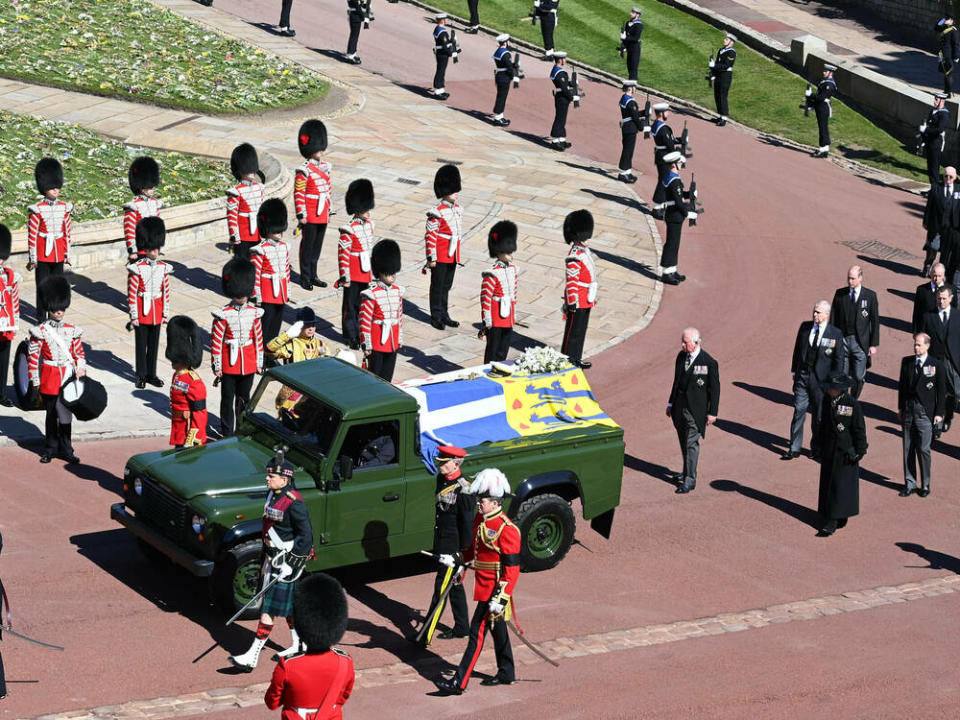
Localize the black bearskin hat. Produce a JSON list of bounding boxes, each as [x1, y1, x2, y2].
[[128, 156, 160, 195], [164, 315, 203, 369], [298, 119, 328, 158], [293, 573, 349, 652], [230, 143, 259, 180], [135, 216, 166, 252], [257, 198, 288, 237], [35, 157, 64, 193], [0, 223, 11, 261], [371, 239, 401, 278], [487, 220, 518, 257], [345, 178, 374, 215], [39, 275, 71, 313], [222, 257, 256, 299], [433, 164, 461, 198], [563, 209, 594, 244]]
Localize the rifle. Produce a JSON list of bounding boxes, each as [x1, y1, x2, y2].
[[450, 28, 462, 64], [617, 22, 628, 57], [679, 120, 692, 158], [512, 51, 524, 88], [641, 93, 651, 138], [361, 0, 374, 28], [800, 84, 812, 117], [915, 131, 927, 157], [686, 173, 704, 227], [706, 52, 715, 87], [571, 68, 585, 109], [531, 2, 538, 25]]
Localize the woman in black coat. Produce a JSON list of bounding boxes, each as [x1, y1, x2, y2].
[[817, 373, 868, 536]]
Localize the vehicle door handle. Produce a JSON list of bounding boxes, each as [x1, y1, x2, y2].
[[382, 493, 400, 502]]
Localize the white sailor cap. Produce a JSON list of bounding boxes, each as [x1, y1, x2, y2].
[[725, 32, 737, 42], [663, 151, 683, 164], [622, 79, 638, 89], [935, 91, 950, 100], [823, 63, 837, 72], [496, 33, 510, 43], [435, 12, 448, 20], [653, 102, 670, 112], [632, 6, 643, 13], [553, 51, 568, 59]]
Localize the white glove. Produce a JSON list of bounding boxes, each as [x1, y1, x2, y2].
[[708, 59, 715, 68], [286, 320, 304, 337], [534, 0, 540, 6], [488, 600, 504, 615], [452, 52, 459, 59], [438, 553, 456, 568], [805, 88, 812, 97], [920, 123, 927, 133], [620, 31, 626, 40], [687, 211, 698, 220], [693, 189, 699, 199], [277, 558, 295, 579], [573, 95, 581, 102]]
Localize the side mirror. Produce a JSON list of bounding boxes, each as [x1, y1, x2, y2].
[[338, 455, 354, 481]]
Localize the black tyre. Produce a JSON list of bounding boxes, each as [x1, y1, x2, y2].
[[211, 539, 263, 619], [135, 538, 170, 566], [513, 493, 576, 572]]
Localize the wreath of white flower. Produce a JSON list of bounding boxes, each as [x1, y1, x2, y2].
[[513, 346, 572, 374]]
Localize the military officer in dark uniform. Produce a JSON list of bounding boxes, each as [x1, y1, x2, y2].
[[345, 0, 368, 65], [264, 573, 355, 719], [816, 372, 867, 536], [655, 152, 696, 285], [937, 16, 960, 96], [666, 327, 720, 494], [920, 92, 951, 188], [922, 167, 957, 277], [534, 0, 560, 58], [617, 80, 645, 183], [419, 445, 476, 646], [830, 265, 879, 399], [492, 34, 520, 126], [429, 14, 457, 101], [784, 300, 847, 461], [230, 451, 314, 671], [710, 33, 737, 126], [620, 7, 643, 81], [277, 0, 296, 36], [898, 333, 945, 498], [466, 0, 481, 33], [921, 285, 960, 433], [805, 64, 837, 158], [549, 52, 577, 151]]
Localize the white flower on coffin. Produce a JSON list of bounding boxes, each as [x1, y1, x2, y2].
[[513, 346, 572, 374]]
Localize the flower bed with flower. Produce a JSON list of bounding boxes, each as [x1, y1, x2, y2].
[[513, 346, 572, 375], [0, 111, 231, 229], [0, 0, 327, 113]]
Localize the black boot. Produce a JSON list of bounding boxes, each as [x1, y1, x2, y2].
[[59, 423, 79, 464]]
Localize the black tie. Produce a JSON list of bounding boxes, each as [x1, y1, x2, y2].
[[811, 323, 820, 347], [916, 358, 921, 374], [685, 354, 692, 371], [944, 310, 949, 325]]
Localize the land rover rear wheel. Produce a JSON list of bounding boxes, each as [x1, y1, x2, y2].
[[514, 493, 576, 572]]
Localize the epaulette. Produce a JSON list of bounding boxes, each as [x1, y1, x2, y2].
[[333, 647, 351, 657], [225, 187, 240, 197], [65, 201, 74, 212], [27, 202, 42, 214], [188, 370, 200, 380], [426, 209, 441, 219], [286, 490, 301, 500], [28, 324, 45, 338], [210, 307, 227, 321], [123, 201, 139, 212]]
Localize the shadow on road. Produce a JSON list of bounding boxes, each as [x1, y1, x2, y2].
[[878, 314, 912, 334], [732, 380, 793, 407], [624, 453, 676, 487], [857, 254, 919, 277], [896, 542, 960, 574], [710, 479, 822, 530], [713, 418, 789, 456], [886, 287, 915, 302], [591, 248, 659, 282], [61, 460, 125, 495]]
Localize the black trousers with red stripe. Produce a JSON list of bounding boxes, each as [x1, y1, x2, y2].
[[561, 307, 590, 364], [454, 603, 514, 688]]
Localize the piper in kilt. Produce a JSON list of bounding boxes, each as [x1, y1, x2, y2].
[[229, 450, 314, 672]]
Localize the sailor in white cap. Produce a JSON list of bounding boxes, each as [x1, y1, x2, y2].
[[805, 64, 837, 157], [709, 32, 737, 126], [654, 151, 697, 285], [533, 0, 561, 58], [937, 15, 960, 96], [548, 52, 577, 150], [619, 7, 643, 81], [617, 80, 645, 182], [465, 0, 480, 33], [492, 34, 520, 126], [649, 102, 683, 213], [920, 92, 951, 187], [429, 13, 457, 100]]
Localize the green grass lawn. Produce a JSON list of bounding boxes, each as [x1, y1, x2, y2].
[[0, 0, 327, 113], [0, 110, 232, 230], [437, 0, 927, 181]]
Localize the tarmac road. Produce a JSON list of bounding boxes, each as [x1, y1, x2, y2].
[[1, 1, 958, 718]]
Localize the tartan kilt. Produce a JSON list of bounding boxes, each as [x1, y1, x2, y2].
[[261, 573, 297, 617]]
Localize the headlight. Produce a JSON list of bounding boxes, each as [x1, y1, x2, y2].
[[133, 478, 143, 496], [191, 513, 206, 535]]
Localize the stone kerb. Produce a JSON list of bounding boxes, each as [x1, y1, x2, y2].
[[8, 151, 292, 273]]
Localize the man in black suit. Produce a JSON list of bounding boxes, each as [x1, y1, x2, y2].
[[830, 265, 879, 399], [784, 300, 847, 460], [898, 333, 945, 497], [912, 263, 957, 332], [922, 285, 960, 432], [666, 327, 720, 494], [922, 166, 956, 276]]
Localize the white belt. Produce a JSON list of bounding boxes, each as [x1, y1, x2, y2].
[[620, 117, 635, 125], [238, 210, 258, 236], [495, 68, 510, 73], [37, 229, 58, 258], [293, 709, 318, 720], [262, 271, 282, 298], [43, 358, 72, 368], [225, 337, 254, 366], [139, 290, 162, 318], [655, 145, 667, 149], [374, 317, 399, 345]]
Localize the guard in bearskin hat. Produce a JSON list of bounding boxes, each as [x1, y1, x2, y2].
[[252, 198, 292, 351], [360, 239, 404, 381], [264, 573, 354, 718], [27, 275, 86, 464], [479, 221, 518, 363], [338, 179, 375, 349], [166, 315, 207, 448], [211, 257, 264, 436], [295, 120, 332, 291], [267, 306, 328, 365], [230, 449, 314, 671], [27, 158, 72, 319], [226, 143, 265, 260], [436, 468, 520, 695], [425, 164, 463, 330], [561, 210, 597, 369], [127, 217, 172, 388], [124, 156, 162, 261], [0, 224, 22, 406]]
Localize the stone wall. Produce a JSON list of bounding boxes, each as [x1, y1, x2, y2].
[[833, 0, 951, 40]]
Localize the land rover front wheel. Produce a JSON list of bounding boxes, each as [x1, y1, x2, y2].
[[514, 493, 575, 572], [211, 540, 263, 619]]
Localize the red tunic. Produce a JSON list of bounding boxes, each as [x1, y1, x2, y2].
[[461, 508, 521, 603], [359, 281, 404, 352], [27, 321, 86, 395], [294, 159, 332, 224], [424, 200, 463, 264], [126, 258, 172, 325], [210, 302, 264, 375], [169, 369, 208, 446], [123, 195, 162, 255], [337, 218, 373, 284], [265, 649, 354, 720], [226, 180, 264, 245], [27, 199, 72, 264], [0, 267, 22, 342], [480, 261, 518, 329], [564, 243, 598, 309], [252, 239, 291, 305]]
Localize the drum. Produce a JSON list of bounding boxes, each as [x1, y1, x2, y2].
[[59, 375, 108, 421], [13, 340, 42, 410]]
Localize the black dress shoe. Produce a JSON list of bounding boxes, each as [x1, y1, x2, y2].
[[810, 453, 821, 463], [675, 485, 692, 494], [312, 278, 328, 288], [430, 319, 446, 330], [661, 272, 680, 285], [918, 488, 930, 497], [146, 376, 164, 388], [135, 378, 147, 389], [0, 396, 13, 407], [480, 675, 516, 687], [898, 487, 916, 497], [562, 141, 572, 148], [781, 450, 801, 460], [61, 451, 80, 464], [817, 520, 837, 537], [443, 318, 460, 328], [717, 118, 727, 127], [435, 677, 464, 695], [674, 272, 686, 282], [576, 360, 592, 370], [300, 279, 313, 291], [836, 518, 848, 528], [942, 420, 951, 433], [496, 118, 511, 127], [39, 451, 53, 464], [437, 628, 467, 639], [278, 27, 296, 37]]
